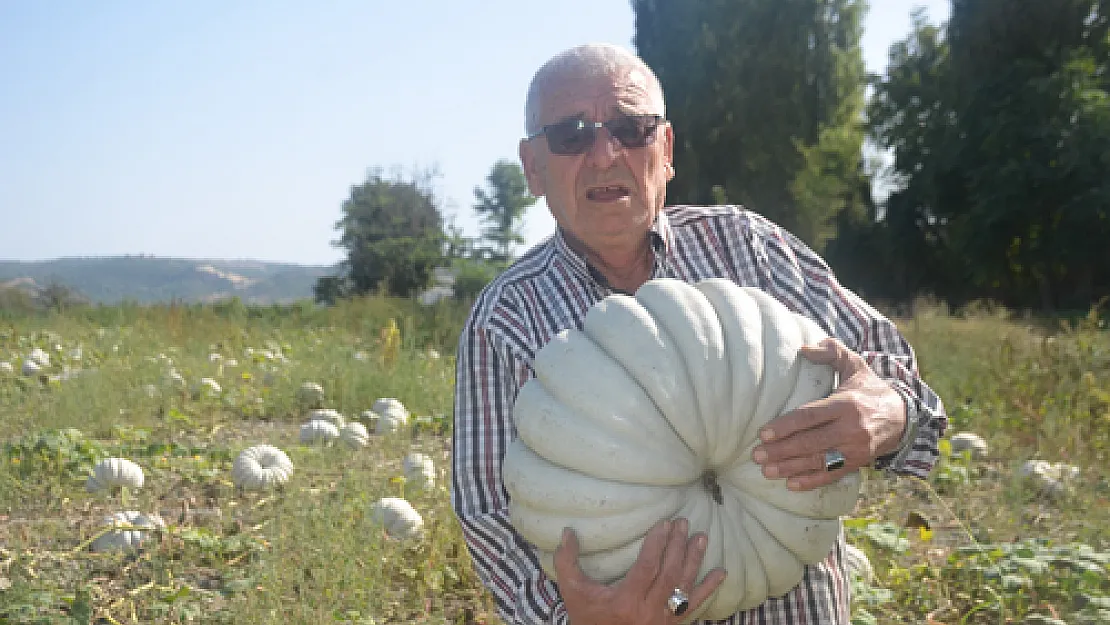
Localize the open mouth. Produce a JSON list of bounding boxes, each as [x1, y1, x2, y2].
[[586, 184, 632, 202]]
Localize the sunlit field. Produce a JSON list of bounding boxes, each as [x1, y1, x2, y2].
[[1, 297, 1107, 624]]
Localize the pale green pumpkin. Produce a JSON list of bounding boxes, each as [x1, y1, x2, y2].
[[503, 278, 861, 620]]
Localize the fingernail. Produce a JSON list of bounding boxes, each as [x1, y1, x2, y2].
[[787, 479, 801, 490], [760, 428, 775, 442], [561, 527, 572, 543], [752, 448, 768, 463], [763, 464, 778, 478]]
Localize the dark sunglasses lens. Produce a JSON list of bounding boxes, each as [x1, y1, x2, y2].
[[547, 121, 594, 155], [610, 116, 658, 148]]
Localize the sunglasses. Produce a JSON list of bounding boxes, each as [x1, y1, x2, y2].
[[527, 114, 665, 155]]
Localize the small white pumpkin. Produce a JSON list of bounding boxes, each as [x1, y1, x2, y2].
[[950, 432, 989, 460], [165, 369, 186, 388], [90, 511, 165, 552], [29, 347, 50, 367], [306, 408, 346, 428], [87, 458, 145, 492], [369, 497, 423, 539], [232, 444, 294, 490], [503, 278, 862, 619], [340, 422, 370, 448], [297, 382, 326, 408], [402, 452, 436, 490], [194, 377, 222, 398], [299, 419, 340, 444], [372, 398, 409, 434], [360, 410, 380, 431], [21, 359, 41, 376], [1019, 460, 1080, 498], [844, 543, 873, 583]]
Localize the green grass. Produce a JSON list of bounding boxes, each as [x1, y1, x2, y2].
[[0, 296, 1107, 624]]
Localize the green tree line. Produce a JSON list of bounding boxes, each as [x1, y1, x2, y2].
[[323, 0, 1110, 313]]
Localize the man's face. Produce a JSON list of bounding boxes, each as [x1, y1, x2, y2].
[[519, 67, 674, 255]]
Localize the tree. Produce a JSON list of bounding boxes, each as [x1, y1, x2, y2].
[[472, 160, 537, 262], [317, 168, 446, 301], [632, 0, 869, 250], [861, 10, 962, 303], [869, 2, 1110, 310]]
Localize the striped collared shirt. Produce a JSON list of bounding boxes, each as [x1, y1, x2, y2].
[[451, 205, 947, 625]]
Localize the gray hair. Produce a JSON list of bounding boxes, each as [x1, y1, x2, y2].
[[524, 43, 666, 136]]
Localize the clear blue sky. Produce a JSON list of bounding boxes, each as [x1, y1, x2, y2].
[[0, 1, 949, 266]]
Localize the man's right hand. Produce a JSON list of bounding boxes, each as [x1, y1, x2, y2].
[[554, 517, 727, 624]]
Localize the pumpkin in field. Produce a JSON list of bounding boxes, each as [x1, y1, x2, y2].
[[340, 422, 370, 448], [369, 497, 423, 539], [502, 278, 861, 620], [402, 452, 436, 490], [87, 457, 145, 493], [300, 419, 340, 445], [232, 444, 294, 490], [90, 511, 165, 552]]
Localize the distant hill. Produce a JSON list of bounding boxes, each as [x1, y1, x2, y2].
[[0, 257, 335, 304]]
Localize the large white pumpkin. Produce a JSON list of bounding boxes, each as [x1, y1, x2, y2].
[[307, 408, 346, 428], [372, 398, 409, 434], [949, 431, 989, 460], [232, 444, 294, 490], [87, 458, 145, 492], [299, 419, 340, 444], [340, 422, 371, 448], [369, 497, 424, 539], [502, 278, 862, 620], [90, 511, 165, 552], [402, 452, 436, 490]]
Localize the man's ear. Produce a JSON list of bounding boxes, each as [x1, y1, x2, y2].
[[519, 139, 546, 198], [663, 123, 675, 182]]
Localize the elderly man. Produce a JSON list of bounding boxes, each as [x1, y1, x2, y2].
[[451, 43, 946, 624]]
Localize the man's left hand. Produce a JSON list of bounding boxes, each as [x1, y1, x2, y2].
[[751, 337, 906, 491]]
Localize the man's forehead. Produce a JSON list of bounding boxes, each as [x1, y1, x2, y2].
[[539, 67, 661, 121]]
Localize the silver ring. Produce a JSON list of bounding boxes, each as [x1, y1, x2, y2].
[[667, 587, 690, 616], [824, 449, 846, 472]]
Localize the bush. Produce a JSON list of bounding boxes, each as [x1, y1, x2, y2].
[[452, 259, 504, 303]]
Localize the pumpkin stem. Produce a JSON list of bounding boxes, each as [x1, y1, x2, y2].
[[702, 471, 723, 505]]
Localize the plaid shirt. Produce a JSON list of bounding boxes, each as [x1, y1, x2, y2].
[[451, 205, 947, 625]]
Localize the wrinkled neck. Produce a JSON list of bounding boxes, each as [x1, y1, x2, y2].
[[564, 231, 654, 293]]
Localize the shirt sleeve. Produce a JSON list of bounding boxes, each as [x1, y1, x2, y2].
[[744, 214, 948, 478], [451, 314, 567, 624]]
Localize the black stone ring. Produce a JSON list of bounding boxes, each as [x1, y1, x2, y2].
[[667, 588, 690, 616], [824, 449, 847, 472]]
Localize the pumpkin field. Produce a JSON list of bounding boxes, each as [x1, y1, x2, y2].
[[0, 297, 1107, 624]]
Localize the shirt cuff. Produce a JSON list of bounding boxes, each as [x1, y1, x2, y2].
[[873, 382, 920, 471]]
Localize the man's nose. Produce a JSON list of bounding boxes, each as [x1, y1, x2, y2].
[[585, 126, 621, 168]]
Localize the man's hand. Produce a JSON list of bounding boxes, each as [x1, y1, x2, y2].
[[751, 337, 907, 491], [554, 518, 726, 624]]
